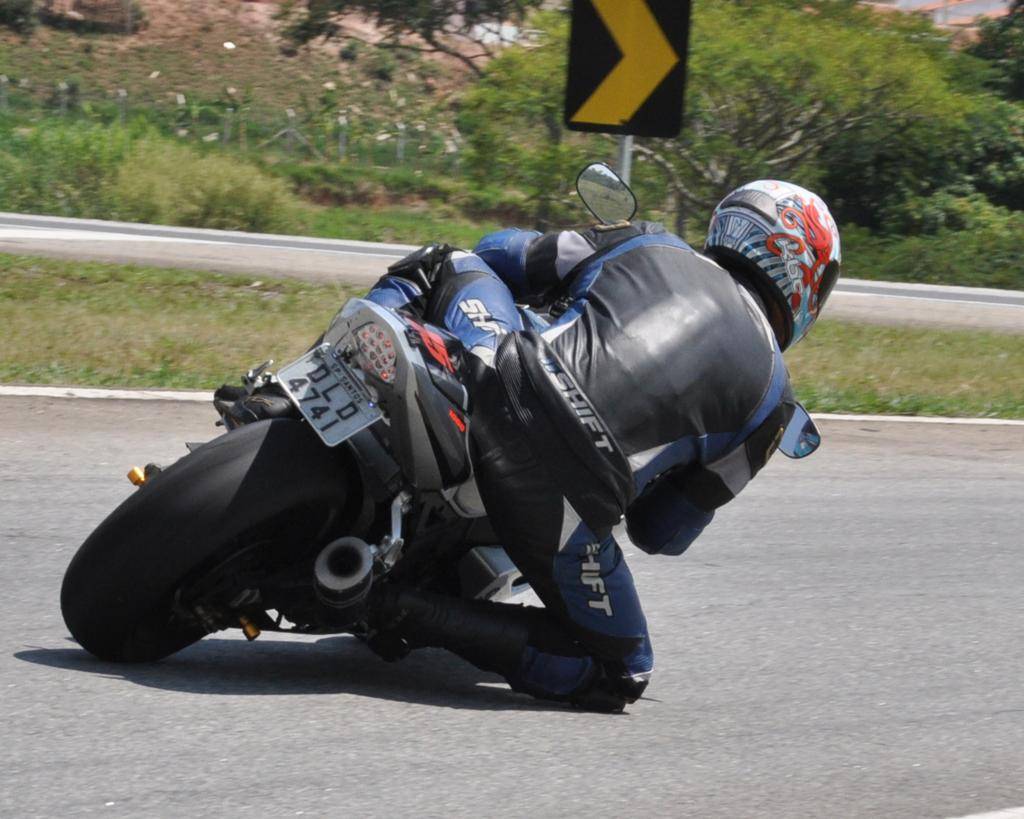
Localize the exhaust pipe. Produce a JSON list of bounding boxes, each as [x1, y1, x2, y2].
[[313, 537, 374, 626]]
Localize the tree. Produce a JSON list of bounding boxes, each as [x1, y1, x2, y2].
[[280, 0, 543, 76], [0, 0, 36, 33], [970, 0, 1024, 100], [459, 11, 589, 228], [460, 2, 986, 235], [639, 1, 980, 234]]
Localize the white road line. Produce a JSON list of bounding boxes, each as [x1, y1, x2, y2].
[[947, 808, 1024, 819], [2, 385, 1023, 425], [818, 412, 1024, 426], [838, 278, 1024, 299], [0, 385, 211, 402], [0, 212, 417, 253], [837, 290, 1024, 309], [0, 228, 400, 259]]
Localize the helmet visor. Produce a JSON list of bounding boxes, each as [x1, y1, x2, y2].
[[817, 260, 840, 312]]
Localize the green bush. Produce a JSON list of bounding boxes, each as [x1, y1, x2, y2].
[[0, 122, 134, 217], [881, 188, 1019, 236], [366, 50, 397, 83], [339, 39, 360, 62], [277, 161, 527, 220], [0, 0, 35, 33], [115, 139, 301, 233], [843, 221, 1024, 290]]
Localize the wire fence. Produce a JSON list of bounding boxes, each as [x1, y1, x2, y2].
[[36, 0, 150, 35], [0, 73, 466, 173]]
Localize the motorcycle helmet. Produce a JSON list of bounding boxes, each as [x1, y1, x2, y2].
[[704, 180, 841, 350]]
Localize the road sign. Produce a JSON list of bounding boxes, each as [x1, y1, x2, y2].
[[565, 0, 691, 138]]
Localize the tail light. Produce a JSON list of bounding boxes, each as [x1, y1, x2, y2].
[[356, 322, 397, 383]]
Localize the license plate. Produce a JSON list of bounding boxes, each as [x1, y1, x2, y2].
[[278, 346, 382, 447]]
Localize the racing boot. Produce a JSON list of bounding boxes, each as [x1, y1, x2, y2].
[[369, 585, 635, 711]]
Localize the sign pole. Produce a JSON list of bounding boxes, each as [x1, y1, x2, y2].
[[617, 135, 634, 186]]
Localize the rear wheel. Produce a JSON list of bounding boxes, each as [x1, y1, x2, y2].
[[60, 419, 353, 662]]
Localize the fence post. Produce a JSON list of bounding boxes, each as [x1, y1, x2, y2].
[[117, 89, 128, 125], [123, 0, 134, 34], [446, 134, 462, 175], [396, 122, 406, 164], [0, 76, 8, 114], [58, 82, 69, 117], [223, 107, 234, 145], [337, 113, 348, 160], [286, 108, 296, 154]]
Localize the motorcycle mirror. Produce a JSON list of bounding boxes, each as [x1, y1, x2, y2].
[[576, 162, 637, 225], [779, 403, 821, 459]]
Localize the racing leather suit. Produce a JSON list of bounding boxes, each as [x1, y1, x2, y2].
[[368, 221, 800, 703]]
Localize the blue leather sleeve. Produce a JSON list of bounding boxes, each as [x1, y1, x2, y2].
[[626, 478, 715, 557], [473, 228, 541, 300], [365, 277, 423, 311], [439, 254, 524, 352]]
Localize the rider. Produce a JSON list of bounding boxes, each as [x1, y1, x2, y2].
[[364, 178, 842, 711]]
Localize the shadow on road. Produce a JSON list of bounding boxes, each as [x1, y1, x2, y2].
[[15, 635, 567, 713]]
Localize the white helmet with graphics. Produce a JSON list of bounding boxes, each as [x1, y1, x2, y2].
[[704, 180, 841, 350]]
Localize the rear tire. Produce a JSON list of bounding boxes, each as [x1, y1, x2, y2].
[[60, 419, 353, 662]]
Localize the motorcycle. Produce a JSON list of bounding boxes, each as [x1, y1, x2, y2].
[[59, 163, 639, 665]]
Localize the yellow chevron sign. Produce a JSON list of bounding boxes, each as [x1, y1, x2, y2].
[[565, 0, 691, 138]]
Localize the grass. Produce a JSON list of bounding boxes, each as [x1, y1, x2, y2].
[[0, 6, 344, 111], [303, 205, 503, 248], [0, 253, 360, 389], [788, 320, 1024, 419], [1, 253, 1021, 419]]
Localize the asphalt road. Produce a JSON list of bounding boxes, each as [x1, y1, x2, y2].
[[1, 395, 1023, 817], [2, 212, 1022, 334]]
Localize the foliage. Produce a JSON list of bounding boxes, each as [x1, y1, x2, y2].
[[820, 91, 1024, 228], [278, 160, 523, 218], [879, 187, 1019, 236], [969, 0, 1024, 100], [644, 1, 983, 231], [280, 0, 543, 75], [0, 0, 35, 33], [0, 120, 134, 216], [459, 3, 1002, 236], [841, 219, 1024, 290], [114, 139, 301, 233], [0, 122, 301, 232], [459, 11, 595, 229]]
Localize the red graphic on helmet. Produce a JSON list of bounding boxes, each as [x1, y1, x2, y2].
[[766, 196, 835, 315]]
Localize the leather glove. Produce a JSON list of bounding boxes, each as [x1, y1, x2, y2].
[[214, 382, 294, 429]]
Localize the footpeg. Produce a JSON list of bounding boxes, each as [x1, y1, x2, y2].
[[127, 463, 162, 487], [239, 615, 261, 641]]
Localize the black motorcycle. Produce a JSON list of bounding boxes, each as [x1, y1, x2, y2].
[[60, 162, 640, 667]]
